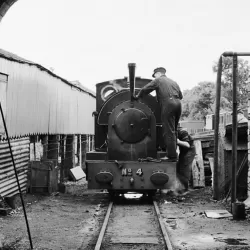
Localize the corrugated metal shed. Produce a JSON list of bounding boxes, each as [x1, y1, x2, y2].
[[0, 137, 29, 197], [0, 48, 95, 138]]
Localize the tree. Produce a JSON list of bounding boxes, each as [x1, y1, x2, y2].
[[181, 82, 215, 120], [212, 57, 250, 109], [181, 57, 250, 121]]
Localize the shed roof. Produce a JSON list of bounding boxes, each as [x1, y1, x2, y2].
[[71, 80, 95, 96], [0, 48, 95, 98]]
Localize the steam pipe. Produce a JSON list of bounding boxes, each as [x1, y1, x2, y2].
[[223, 51, 250, 57], [213, 56, 223, 200], [128, 63, 136, 101]]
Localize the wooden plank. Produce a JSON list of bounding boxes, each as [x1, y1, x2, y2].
[[192, 140, 205, 187], [69, 166, 86, 181]]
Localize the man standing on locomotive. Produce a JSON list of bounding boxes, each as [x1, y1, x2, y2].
[[134, 67, 183, 161]]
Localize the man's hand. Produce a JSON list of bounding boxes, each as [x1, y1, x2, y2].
[[177, 139, 190, 148], [177, 138, 181, 145]]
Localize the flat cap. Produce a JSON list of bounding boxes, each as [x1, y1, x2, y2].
[[152, 67, 166, 77]]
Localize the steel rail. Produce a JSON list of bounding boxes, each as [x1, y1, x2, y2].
[[153, 200, 173, 250], [94, 201, 113, 250]]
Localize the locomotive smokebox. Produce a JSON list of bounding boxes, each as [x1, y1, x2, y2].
[[128, 63, 136, 101]]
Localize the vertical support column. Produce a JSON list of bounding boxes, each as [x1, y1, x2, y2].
[[78, 135, 82, 168], [81, 134, 87, 171], [64, 135, 75, 179], [88, 135, 90, 152], [247, 77, 250, 200], [73, 135, 76, 167], [213, 56, 223, 200], [92, 134, 95, 151], [42, 135, 48, 160], [60, 135, 66, 183], [47, 135, 58, 160], [231, 55, 238, 208], [90, 135, 93, 151], [33, 136, 36, 161]]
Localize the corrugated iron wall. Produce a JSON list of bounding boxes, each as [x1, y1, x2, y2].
[[0, 57, 95, 138], [0, 137, 29, 197]]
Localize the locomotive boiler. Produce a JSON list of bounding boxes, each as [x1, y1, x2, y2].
[[86, 63, 176, 195]]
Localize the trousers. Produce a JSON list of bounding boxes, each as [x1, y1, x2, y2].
[[177, 146, 196, 189], [161, 98, 182, 159]]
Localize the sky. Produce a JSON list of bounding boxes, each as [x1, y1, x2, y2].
[[1, 0, 250, 92]]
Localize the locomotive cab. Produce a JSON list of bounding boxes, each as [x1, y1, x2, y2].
[[86, 64, 176, 195]]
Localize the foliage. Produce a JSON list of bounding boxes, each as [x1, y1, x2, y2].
[[212, 57, 250, 108], [182, 57, 250, 121], [181, 82, 215, 120]]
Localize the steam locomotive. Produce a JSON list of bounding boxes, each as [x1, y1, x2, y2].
[[86, 63, 176, 196]]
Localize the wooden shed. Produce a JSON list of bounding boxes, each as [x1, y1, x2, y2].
[[0, 48, 96, 198], [217, 122, 248, 200]]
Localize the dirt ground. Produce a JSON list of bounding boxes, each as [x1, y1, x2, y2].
[[0, 180, 250, 250], [157, 188, 250, 250]]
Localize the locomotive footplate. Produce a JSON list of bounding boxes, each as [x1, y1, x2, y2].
[[86, 160, 176, 190]]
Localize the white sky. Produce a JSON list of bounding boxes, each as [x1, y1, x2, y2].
[[0, 0, 250, 92]]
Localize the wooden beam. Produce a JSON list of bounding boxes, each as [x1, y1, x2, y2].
[[192, 140, 205, 188]]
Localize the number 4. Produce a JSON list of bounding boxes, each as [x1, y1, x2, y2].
[[136, 168, 143, 176]]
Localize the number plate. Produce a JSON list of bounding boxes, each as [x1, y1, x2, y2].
[[136, 168, 143, 176], [121, 168, 143, 176]]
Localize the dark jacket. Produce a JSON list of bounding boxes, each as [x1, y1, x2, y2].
[[178, 129, 194, 155], [178, 128, 196, 166], [137, 75, 183, 109]]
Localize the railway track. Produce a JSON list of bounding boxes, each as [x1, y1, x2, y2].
[[93, 195, 173, 250]]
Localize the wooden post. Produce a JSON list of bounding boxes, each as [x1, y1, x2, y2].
[[247, 88, 250, 199], [245, 84, 250, 206], [87, 135, 90, 152], [64, 135, 75, 179], [81, 135, 87, 171], [33, 136, 36, 161], [47, 135, 58, 160], [208, 157, 214, 188], [192, 140, 205, 188], [42, 135, 48, 160], [79, 135, 82, 168], [60, 135, 66, 183], [73, 135, 76, 167]]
